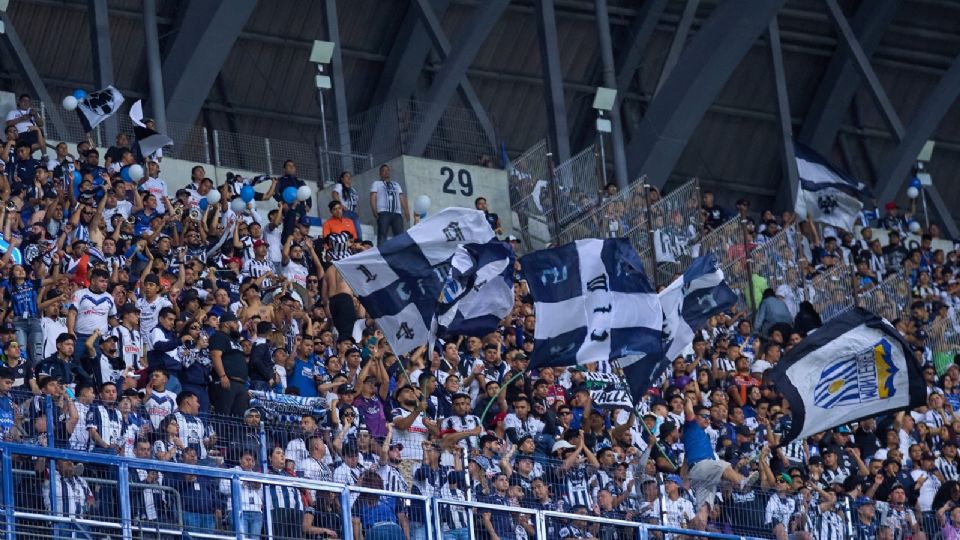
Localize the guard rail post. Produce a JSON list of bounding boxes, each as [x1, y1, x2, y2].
[[230, 475, 242, 538], [45, 395, 56, 517], [340, 485, 353, 540], [2, 448, 15, 540], [117, 462, 133, 540]]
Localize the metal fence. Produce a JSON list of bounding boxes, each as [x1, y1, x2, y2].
[[857, 269, 912, 323], [646, 179, 702, 286], [554, 145, 601, 228], [40, 101, 374, 187], [350, 99, 498, 169], [750, 225, 806, 319], [806, 264, 857, 322], [508, 139, 554, 252], [930, 309, 960, 375]]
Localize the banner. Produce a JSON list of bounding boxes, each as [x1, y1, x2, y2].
[[249, 390, 328, 423], [583, 372, 633, 409]]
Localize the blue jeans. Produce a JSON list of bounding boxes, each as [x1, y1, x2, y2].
[[54, 522, 92, 539], [444, 528, 470, 540], [14, 318, 43, 364], [183, 511, 216, 532], [410, 522, 427, 540], [345, 210, 362, 241], [237, 510, 263, 539]]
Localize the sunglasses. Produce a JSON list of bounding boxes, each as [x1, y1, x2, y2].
[[190, 325, 200, 330], [559, 411, 572, 416]]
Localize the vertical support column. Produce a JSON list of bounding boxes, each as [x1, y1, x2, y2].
[[340, 487, 353, 540], [594, 0, 627, 189], [142, 0, 167, 134], [45, 396, 57, 517], [534, 0, 571, 163], [88, 0, 117, 141], [323, 0, 353, 171], [230, 476, 243, 537], [2, 449, 15, 540], [117, 463, 132, 540], [768, 19, 800, 211]]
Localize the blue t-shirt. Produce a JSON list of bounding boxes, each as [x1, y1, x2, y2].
[[353, 499, 398, 531], [682, 419, 714, 466], [288, 358, 318, 398]]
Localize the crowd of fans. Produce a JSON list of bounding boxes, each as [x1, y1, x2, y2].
[[1, 92, 960, 540]]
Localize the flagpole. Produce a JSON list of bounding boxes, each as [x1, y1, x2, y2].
[[478, 371, 524, 425], [611, 359, 678, 472]]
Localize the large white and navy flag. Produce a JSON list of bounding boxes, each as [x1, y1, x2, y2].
[[77, 86, 125, 132], [621, 253, 737, 402], [768, 307, 925, 444], [520, 238, 663, 370], [333, 208, 494, 355], [129, 100, 173, 160], [436, 241, 515, 336], [794, 143, 873, 231]]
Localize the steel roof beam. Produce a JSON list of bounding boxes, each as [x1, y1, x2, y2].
[[874, 52, 960, 237], [407, 0, 510, 157], [88, 0, 117, 140], [823, 0, 904, 143], [653, 0, 700, 97], [533, 0, 571, 163], [411, 0, 498, 157], [769, 19, 800, 211], [162, 0, 257, 126], [615, 0, 669, 96], [624, 0, 787, 188], [0, 11, 68, 139], [798, 0, 900, 154], [323, 0, 353, 162]]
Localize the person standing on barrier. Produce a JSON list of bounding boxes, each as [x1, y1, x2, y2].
[[369, 164, 408, 246], [680, 391, 757, 525]]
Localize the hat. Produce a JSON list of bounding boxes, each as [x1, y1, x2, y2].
[[122, 388, 142, 398], [836, 426, 852, 434], [119, 303, 140, 316], [337, 383, 356, 394], [808, 455, 823, 466], [243, 408, 260, 417], [855, 496, 875, 507], [885, 201, 897, 210], [345, 346, 362, 356], [665, 474, 682, 484], [778, 473, 793, 485], [0, 323, 14, 334], [225, 257, 243, 267], [821, 447, 836, 455], [181, 289, 200, 304], [552, 440, 575, 453], [143, 273, 160, 286], [253, 239, 267, 248], [736, 425, 753, 436], [389, 442, 404, 451], [505, 234, 520, 243], [512, 351, 528, 361], [220, 311, 238, 323], [101, 333, 119, 343]]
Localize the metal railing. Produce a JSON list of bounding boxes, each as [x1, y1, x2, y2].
[[350, 99, 499, 169], [0, 441, 790, 540], [646, 178, 703, 286], [40, 100, 374, 187], [508, 139, 554, 252]]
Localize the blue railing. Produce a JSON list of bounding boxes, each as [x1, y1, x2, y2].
[[0, 440, 768, 540]]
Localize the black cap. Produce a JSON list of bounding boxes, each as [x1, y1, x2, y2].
[[736, 425, 753, 436], [143, 273, 160, 286], [220, 311, 238, 323], [337, 383, 356, 394], [181, 289, 200, 304], [0, 323, 14, 333]]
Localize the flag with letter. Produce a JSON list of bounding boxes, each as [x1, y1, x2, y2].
[[768, 307, 925, 444], [436, 241, 515, 336], [520, 238, 663, 370], [333, 207, 494, 355], [794, 143, 872, 230], [622, 253, 738, 401], [76, 86, 125, 132]]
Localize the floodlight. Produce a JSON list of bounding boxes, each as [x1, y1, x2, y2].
[[310, 40, 335, 65], [592, 87, 617, 112], [917, 140, 936, 162]]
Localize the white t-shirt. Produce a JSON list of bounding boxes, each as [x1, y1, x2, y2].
[[70, 288, 116, 335], [41, 316, 69, 358], [370, 180, 404, 214], [137, 295, 172, 350], [390, 407, 429, 460], [140, 178, 169, 214], [103, 201, 134, 232], [264, 224, 282, 264], [5, 108, 35, 134], [911, 469, 941, 511], [283, 261, 309, 289]]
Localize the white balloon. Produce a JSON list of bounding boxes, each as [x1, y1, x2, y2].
[[230, 198, 246, 213], [909, 220, 921, 234], [128, 164, 144, 181], [62, 96, 78, 111], [413, 195, 431, 215], [906, 186, 920, 199], [206, 189, 221, 204], [296, 185, 312, 202]]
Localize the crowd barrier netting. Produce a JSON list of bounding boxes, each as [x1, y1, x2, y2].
[[646, 179, 702, 287], [508, 139, 554, 252]]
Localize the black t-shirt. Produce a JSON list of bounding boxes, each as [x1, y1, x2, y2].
[[210, 331, 248, 380]]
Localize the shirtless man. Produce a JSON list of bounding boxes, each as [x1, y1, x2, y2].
[[238, 283, 276, 323], [323, 266, 356, 340]]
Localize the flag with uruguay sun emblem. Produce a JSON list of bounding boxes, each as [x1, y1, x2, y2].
[[769, 307, 925, 444]]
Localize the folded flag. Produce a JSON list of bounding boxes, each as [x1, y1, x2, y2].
[[129, 100, 173, 160], [768, 307, 925, 444], [436, 241, 515, 336], [333, 207, 494, 355], [622, 253, 738, 401], [77, 86, 124, 132], [520, 238, 663, 370], [794, 143, 873, 231]]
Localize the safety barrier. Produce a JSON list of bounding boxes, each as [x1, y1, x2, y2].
[[930, 308, 960, 374], [508, 139, 554, 252], [646, 179, 702, 287], [750, 225, 805, 319], [0, 441, 792, 540], [554, 145, 602, 229], [857, 268, 912, 323]]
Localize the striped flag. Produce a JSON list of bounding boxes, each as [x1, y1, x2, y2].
[[436, 241, 515, 336], [794, 144, 872, 230], [333, 207, 494, 355]]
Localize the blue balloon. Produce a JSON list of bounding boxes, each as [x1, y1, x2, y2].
[[240, 184, 255, 203], [282, 186, 298, 204], [909, 177, 922, 189], [72, 89, 87, 100], [199, 198, 209, 211], [120, 166, 131, 182]]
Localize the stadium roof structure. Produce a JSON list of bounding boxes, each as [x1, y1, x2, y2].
[[1, 0, 960, 227]]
